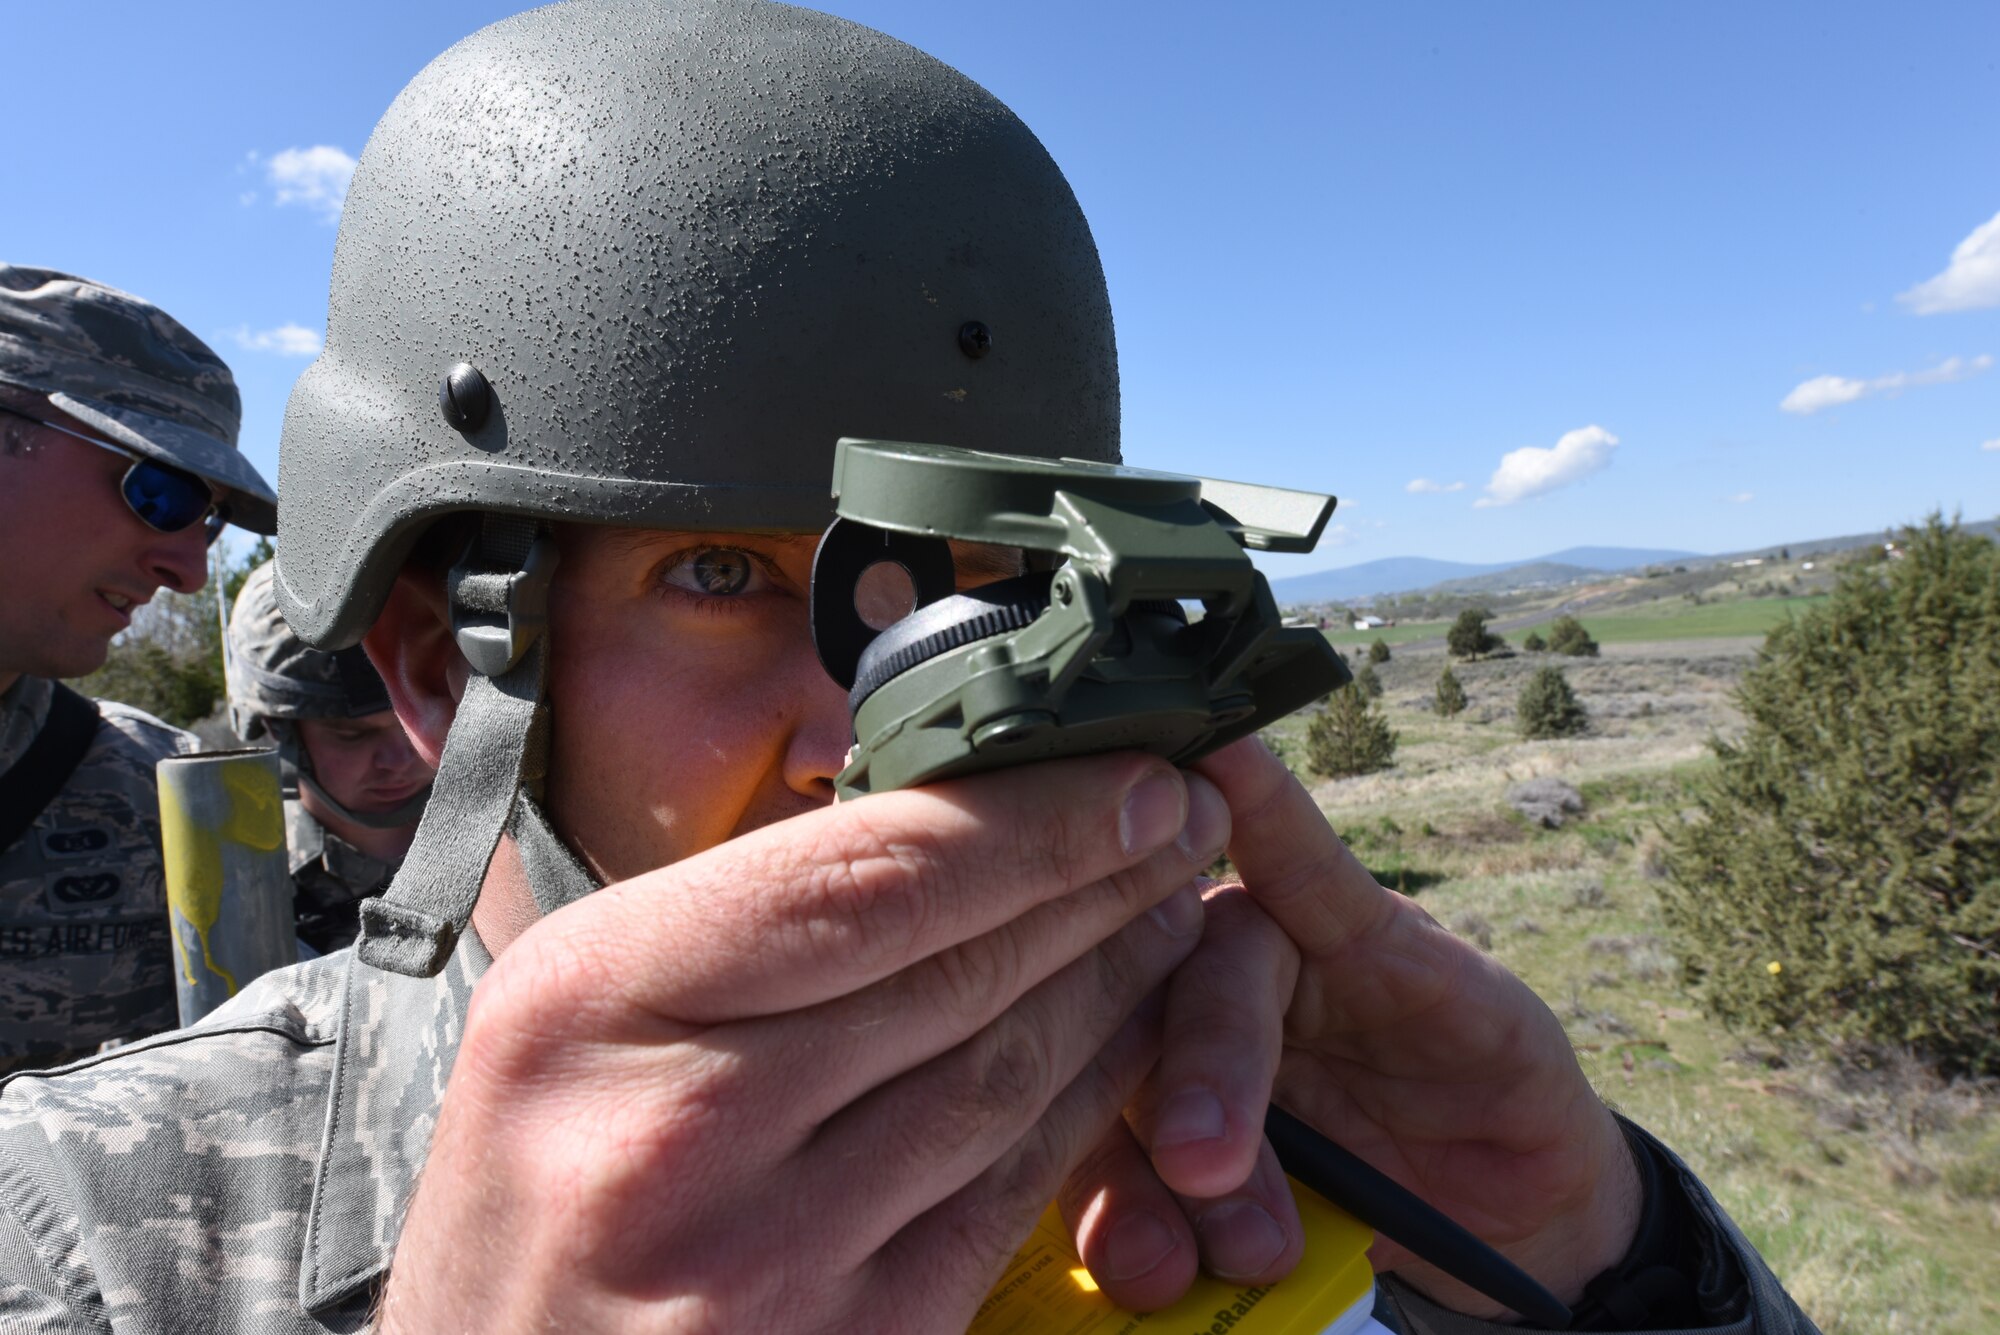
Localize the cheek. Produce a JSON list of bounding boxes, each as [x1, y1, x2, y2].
[[545, 615, 803, 865]]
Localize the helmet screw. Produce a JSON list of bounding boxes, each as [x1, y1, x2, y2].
[[957, 321, 993, 360], [439, 363, 492, 433], [1054, 577, 1073, 606]]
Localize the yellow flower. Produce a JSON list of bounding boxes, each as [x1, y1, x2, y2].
[[1767, 960, 1783, 975]]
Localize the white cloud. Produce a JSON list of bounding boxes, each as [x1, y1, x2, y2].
[[1405, 478, 1466, 494], [1780, 354, 1993, 415], [1728, 491, 1755, 504], [1984, 438, 2000, 452], [1473, 425, 1618, 508], [1899, 209, 2000, 314], [1321, 523, 1355, 547], [253, 145, 358, 221], [229, 323, 323, 357]]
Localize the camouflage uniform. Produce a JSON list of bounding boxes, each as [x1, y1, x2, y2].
[[0, 935, 482, 1333], [0, 933, 1819, 1333], [286, 803, 394, 956], [0, 677, 195, 1076], [225, 561, 424, 957]]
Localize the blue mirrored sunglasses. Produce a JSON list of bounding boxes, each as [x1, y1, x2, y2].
[[1, 406, 232, 545]]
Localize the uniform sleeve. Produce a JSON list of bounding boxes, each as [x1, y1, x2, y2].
[[1374, 1121, 1822, 1335], [0, 1120, 108, 1335]]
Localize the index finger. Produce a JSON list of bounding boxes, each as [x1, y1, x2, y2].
[[549, 750, 1199, 1021], [1190, 737, 1395, 958]]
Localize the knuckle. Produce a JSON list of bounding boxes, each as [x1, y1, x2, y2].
[[789, 813, 947, 977], [924, 928, 1028, 1032]]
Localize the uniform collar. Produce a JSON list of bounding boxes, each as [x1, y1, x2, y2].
[[298, 925, 490, 1314], [0, 675, 53, 777]]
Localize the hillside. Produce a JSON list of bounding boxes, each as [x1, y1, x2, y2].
[[1269, 546, 1694, 604]]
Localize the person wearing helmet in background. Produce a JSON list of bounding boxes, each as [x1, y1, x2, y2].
[[225, 560, 433, 955], [0, 6, 1815, 1334], [0, 266, 277, 1076]]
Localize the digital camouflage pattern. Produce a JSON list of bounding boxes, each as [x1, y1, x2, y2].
[[0, 930, 485, 1333], [287, 800, 393, 956], [0, 677, 195, 1075], [0, 264, 275, 534], [0, 927, 1818, 1334]]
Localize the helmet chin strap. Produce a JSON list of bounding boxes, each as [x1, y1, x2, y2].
[[356, 517, 599, 977]]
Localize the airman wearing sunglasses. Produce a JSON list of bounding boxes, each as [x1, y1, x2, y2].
[[0, 264, 276, 1074]]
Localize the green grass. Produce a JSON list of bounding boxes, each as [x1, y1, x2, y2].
[[1272, 663, 2000, 1332], [1576, 595, 1828, 644], [1320, 620, 1451, 648]]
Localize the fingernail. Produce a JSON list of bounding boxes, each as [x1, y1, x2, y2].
[[1120, 771, 1186, 856], [1147, 883, 1203, 939], [1152, 1088, 1227, 1149], [1196, 1201, 1287, 1279], [1097, 1209, 1177, 1283], [1174, 773, 1229, 862]]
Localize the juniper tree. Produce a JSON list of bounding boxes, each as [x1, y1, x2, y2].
[[1354, 663, 1384, 699], [1521, 630, 1547, 653], [1306, 684, 1398, 778], [1516, 666, 1587, 738], [1434, 665, 1468, 717], [1447, 608, 1500, 659], [1368, 638, 1391, 664], [1658, 516, 2000, 1075], [1547, 614, 1599, 657]]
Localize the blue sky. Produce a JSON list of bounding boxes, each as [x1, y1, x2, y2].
[[5, 1, 1996, 579]]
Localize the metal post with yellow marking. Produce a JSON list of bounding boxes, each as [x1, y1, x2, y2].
[[156, 749, 295, 1026]]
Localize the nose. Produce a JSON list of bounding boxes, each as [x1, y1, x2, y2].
[[783, 647, 858, 803], [144, 523, 212, 595]]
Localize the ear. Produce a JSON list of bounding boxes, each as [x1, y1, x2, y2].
[[363, 568, 468, 771]]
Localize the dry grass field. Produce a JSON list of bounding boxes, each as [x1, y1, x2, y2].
[[1260, 638, 2000, 1333]]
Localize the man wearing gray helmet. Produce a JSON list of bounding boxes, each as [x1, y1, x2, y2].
[[0, 265, 277, 1076], [226, 560, 434, 955], [0, 6, 1814, 1334]]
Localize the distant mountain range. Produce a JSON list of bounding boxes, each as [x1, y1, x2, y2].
[[1268, 547, 1700, 605], [1267, 516, 2000, 606]]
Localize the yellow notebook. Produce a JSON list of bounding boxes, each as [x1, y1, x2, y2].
[[969, 1178, 1384, 1335]]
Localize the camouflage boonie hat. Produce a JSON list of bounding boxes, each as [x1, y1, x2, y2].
[[0, 264, 277, 534], [226, 561, 391, 743]]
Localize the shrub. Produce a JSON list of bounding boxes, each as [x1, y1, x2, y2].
[[1305, 684, 1398, 778], [1367, 638, 1391, 664], [1517, 666, 1588, 738], [1353, 663, 1384, 699], [1521, 630, 1547, 652], [1657, 517, 2000, 1075], [1447, 608, 1500, 659], [1547, 614, 1599, 656], [1434, 665, 1467, 717]]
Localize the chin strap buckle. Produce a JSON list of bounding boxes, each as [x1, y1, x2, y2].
[[448, 519, 558, 678]]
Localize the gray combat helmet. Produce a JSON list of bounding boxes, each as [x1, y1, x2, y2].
[[226, 561, 429, 830], [273, 0, 1121, 977]]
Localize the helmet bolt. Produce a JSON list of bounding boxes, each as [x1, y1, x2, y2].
[[439, 363, 492, 433], [957, 321, 993, 360], [1054, 578, 1073, 606]]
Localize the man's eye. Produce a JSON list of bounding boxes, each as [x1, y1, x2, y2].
[[663, 548, 764, 597]]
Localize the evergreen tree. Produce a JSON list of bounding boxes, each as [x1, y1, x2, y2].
[[1434, 665, 1468, 717], [1367, 638, 1391, 664], [1516, 666, 1587, 738], [1521, 630, 1547, 652], [1447, 608, 1499, 659], [1354, 663, 1384, 699], [1306, 684, 1398, 778], [1546, 614, 1599, 657], [1658, 516, 2000, 1074]]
